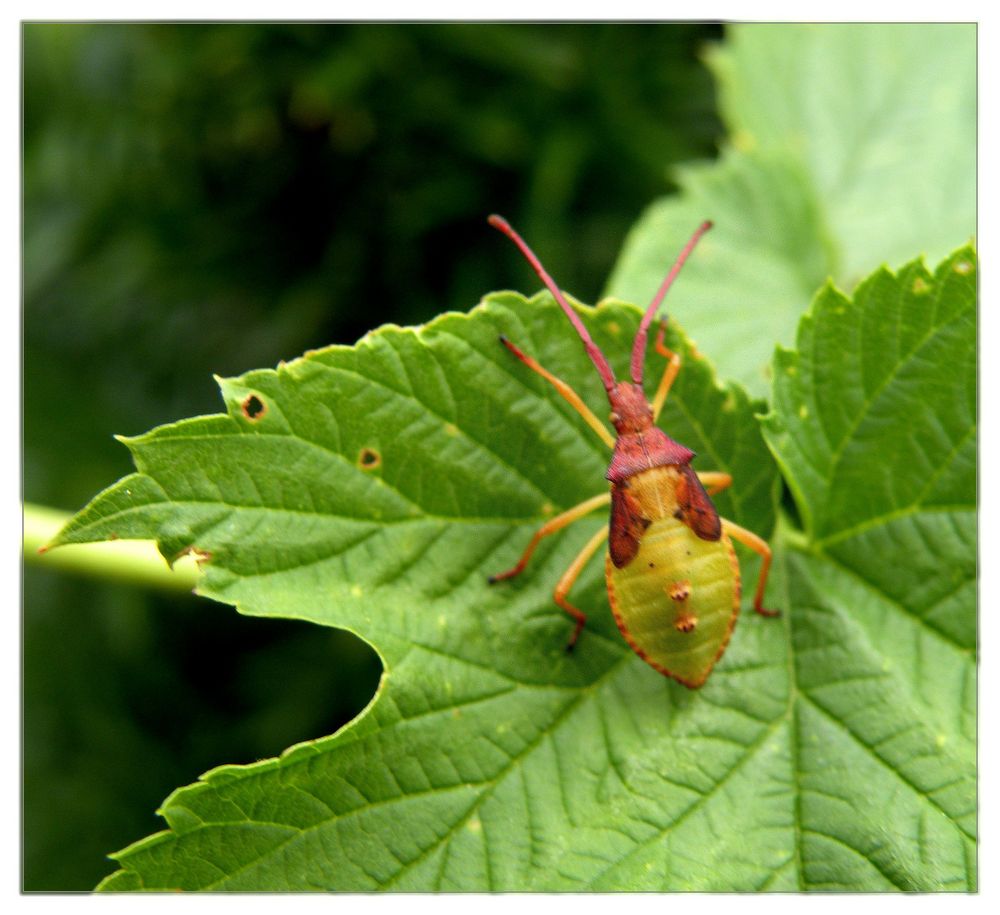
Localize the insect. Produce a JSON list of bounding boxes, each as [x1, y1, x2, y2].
[[487, 215, 778, 688]]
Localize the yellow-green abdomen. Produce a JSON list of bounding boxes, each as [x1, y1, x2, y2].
[[606, 469, 740, 688]]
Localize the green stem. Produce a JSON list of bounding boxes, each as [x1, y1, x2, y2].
[[23, 502, 200, 593]]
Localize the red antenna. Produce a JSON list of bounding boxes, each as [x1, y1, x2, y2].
[[630, 220, 713, 385], [488, 214, 617, 394]]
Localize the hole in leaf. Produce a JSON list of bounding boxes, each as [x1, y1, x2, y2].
[[358, 447, 381, 471], [241, 394, 267, 421]]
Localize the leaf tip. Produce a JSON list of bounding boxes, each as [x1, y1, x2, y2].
[[112, 432, 140, 451]]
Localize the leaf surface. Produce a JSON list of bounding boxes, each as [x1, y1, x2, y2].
[[607, 23, 975, 396], [711, 23, 976, 283], [762, 245, 977, 890], [57, 293, 782, 890], [55, 247, 975, 891]]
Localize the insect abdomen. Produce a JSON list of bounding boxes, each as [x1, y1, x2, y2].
[[605, 468, 740, 688]]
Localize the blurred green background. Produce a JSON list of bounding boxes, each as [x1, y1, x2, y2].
[[23, 22, 723, 890]]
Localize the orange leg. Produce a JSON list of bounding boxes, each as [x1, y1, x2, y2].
[[721, 519, 780, 617], [697, 471, 732, 496], [554, 526, 609, 650], [500, 336, 615, 449], [651, 320, 682, 422], [489, 491, 611, 583]]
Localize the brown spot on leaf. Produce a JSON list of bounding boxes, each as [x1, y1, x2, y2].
[[358, 447, 382, 471], [175, 545, 212, 566], [241, 394, 266, 421]]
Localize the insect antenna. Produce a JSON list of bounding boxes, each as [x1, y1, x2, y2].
[[489, 214, 617, 394], [630, 220, 713, 385]]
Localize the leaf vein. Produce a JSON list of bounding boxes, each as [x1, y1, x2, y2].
[[800, 693, 974, 839]]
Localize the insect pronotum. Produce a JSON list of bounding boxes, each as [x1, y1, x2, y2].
[[487, 215, 778, 688]]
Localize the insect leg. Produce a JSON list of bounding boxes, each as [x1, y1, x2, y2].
[[651, 321, 682, 422], [499, 336, 615, 449], [554, 525, 609, 650], [696, 471, 733, 496], [488, 491, 611, 583], [720, 519, 781, 617]]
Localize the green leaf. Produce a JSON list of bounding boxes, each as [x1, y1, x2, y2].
[[710, 23, 976, 282], [54, 246, 975, 891], [762, 245, 977, 890], [607, 23, 975, 397], [607, 149, 835, 395], [57, 292, 786, 891]]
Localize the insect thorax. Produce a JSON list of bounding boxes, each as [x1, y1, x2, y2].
[[616, 466, 685, 521], [605, 427, 695, 485]]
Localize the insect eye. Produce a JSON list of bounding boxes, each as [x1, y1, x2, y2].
[[609, 412, 621, 424]]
